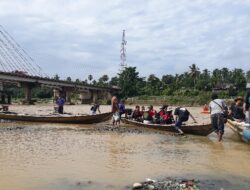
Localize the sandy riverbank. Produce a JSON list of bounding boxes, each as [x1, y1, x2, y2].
[[6, 104, 211, 124]]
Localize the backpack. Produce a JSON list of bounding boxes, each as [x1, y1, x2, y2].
[[178, 108, 189, 121]]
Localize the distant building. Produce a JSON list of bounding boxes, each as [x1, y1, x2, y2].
[[212, 83, 236, 92]]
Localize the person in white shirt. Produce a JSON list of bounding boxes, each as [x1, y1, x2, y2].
[[209, 93, 227, 142]]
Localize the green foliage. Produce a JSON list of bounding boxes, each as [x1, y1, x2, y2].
[[54, 74, 60, 80], [66, 77, 72, 82], [88, 75, 93, 83], [33, 87, 53, 99], [97, 74, 109, 87], [118, 67, 141, 98]]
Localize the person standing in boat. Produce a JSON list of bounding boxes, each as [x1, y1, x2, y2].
[[173, 107, 197, 134], [56, 95, 65, 114], [209, 93, 228, 142], [90, 102, 101, 115], [111, 96, 120, 126]]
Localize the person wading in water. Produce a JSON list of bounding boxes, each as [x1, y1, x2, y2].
[[209, 93, 228, 142]]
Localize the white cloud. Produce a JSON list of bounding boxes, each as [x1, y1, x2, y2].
[[0, 0, 250, 80]]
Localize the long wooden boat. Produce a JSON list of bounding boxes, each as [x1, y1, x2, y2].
[[227, 119, 250, 144], [0, 112, 112, 124], [121, 118, 213, 136]]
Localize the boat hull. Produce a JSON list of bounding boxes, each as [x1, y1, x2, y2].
[[121, 118, 213, 136], [0, 112, 112, 124]]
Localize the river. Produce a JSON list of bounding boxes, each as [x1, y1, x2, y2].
[[0, 121, 250, 190]]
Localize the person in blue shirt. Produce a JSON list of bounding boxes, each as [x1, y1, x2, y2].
[[56, 95, 65, 114], [118, 100, 126, 117]]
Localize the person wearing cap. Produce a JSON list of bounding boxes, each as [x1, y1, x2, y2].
[[173, 107, 197, 134], [209, 93, 228, 142], [229, 96, 245, 122]]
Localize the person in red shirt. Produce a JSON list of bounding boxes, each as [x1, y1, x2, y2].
[[158, 105, 168, 118], [162, 107, 174, 124], [148, 105, 157, 118]]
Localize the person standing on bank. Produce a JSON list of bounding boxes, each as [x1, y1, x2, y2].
[[56, 95, 65, 114], [209, 93, 228, 142]]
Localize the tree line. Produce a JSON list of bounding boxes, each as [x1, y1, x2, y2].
[[7, 64, 250, 101], [86, 64, 249, 99]]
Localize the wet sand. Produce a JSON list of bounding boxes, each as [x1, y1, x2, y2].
[[1, 104, 250, 190]]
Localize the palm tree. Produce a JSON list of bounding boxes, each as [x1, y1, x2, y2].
[[88, 75, 93, 84], [66, 77, 72, 82], [189, 64, 200, 88], [53, 74, 60, 80]]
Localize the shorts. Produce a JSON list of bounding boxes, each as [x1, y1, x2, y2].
[[112, 112, 120, 122], [211, 113, 224, 133]]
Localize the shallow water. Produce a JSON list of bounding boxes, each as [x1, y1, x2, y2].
[[0, 121, 250, 190]]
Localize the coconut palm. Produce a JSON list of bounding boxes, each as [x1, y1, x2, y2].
[[189, 64, 200, 88]]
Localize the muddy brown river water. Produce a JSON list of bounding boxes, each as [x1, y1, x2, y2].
[[0, 121, 250, 190]]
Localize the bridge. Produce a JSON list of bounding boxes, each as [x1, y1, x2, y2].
[[0, 25, 119, 104]]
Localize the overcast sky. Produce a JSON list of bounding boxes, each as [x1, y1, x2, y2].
[[0, 0, 250, 80]]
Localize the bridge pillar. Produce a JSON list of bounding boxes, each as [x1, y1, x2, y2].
[[53, 89, 60, 102], [79, 90, 91, 104], [23, 84, 33, 104], [106, 91, 112, 101], [91, 90, 98, 103], [0, 82, 3, 91], [65, 90, 72, 104], [1, 94, 6, 104]]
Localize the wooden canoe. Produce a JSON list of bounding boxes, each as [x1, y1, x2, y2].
[[121, 118, 213, 136], [0, 112, 112, 124], [227, 119, 250, 144]]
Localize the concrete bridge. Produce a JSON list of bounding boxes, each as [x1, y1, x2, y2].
[[0, 25, 120, 104], [0, 71, 120, 104]]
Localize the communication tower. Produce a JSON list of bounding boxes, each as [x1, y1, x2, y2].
[[120, 30, 127, 71]]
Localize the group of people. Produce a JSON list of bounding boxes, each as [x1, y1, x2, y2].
[[131, 104, 197, 135], [54, 92, 250, 141], [131, 105, 173, 124], [209, 92, 250, 142]]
